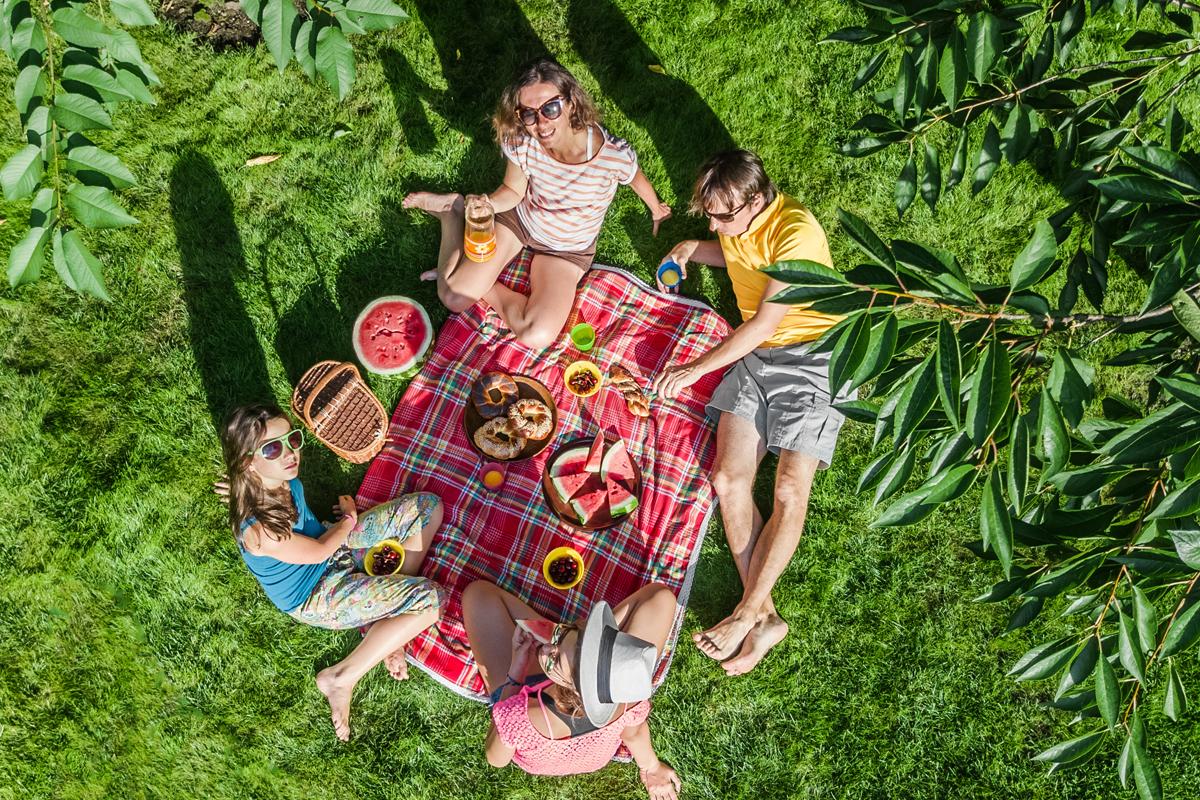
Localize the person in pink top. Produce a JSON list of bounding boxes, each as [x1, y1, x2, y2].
[[461, 580, 682, 800], [403, 56, 672, 350]]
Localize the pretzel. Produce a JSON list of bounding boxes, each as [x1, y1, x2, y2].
[[609, 365, 651, 418], [507, 398, 553, 440], [472, 372, 519, 419], [474, 417, 527, 460]]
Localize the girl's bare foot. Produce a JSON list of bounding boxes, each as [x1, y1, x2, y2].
[[693, 608, 757, 661], [722, 614, 789, 676], [419, 269, 438, 281], [384, 649, 410, 681], [402, 192, 463, 216], [315, 667, 353, 742]]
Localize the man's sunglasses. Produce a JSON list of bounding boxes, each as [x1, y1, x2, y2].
[[250, 428, 304, 460], [706, 198, 750, 224], [517, 95, 565, 127]]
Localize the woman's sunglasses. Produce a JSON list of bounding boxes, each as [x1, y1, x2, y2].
[[517, 95, 565, 127], [706, 198, 750, 224], [541, 623, 569, 674], [250, 428, 304, 460]]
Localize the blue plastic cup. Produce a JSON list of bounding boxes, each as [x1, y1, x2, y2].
[[657, 260, 683, 293]]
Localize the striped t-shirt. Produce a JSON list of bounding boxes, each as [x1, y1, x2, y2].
[[502, 125, 639, 252]]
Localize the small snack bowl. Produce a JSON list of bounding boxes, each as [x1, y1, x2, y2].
[[480, 461, 506, 491], [564, 360, 603, 398], [364, 539, 406, 576], [542, 546, 585, 590]]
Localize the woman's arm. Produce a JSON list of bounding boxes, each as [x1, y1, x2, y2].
[[621, 720, 680, 800], [484, 721, 516, 768], [248, 496, 358, 564], [627, 168, 671, 236], [484, 159, 529, 213]]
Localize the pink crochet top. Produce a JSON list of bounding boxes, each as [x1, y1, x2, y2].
[[491, 680, 651, 776]]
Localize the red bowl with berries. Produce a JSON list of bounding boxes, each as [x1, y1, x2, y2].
[[542, 546, 585, 590], [364, 539, 406, 576]]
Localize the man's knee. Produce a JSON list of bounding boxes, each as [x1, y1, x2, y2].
[[711, 464, 751, 499], [773, 459, 818, 511]]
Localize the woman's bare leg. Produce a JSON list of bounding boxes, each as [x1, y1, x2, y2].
[[461, 581, 552, 693], [402, 192, 523, 312], [315, 605, 440, 741], [398, 495, 442, 576], [611, 583, 678, 658], [484, 253, 581, 350]]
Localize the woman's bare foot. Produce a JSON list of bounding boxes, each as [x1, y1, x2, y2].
[[693, 608, 758, 661], [384, 649, 410, 681], [315, 667, 354, 742], [722, 614, 789, 676], [402, 191, 463, 216], [419, 269, 438, 281]]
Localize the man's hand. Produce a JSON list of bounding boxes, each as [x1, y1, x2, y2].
[[661, 240, 698, 270], [639, 763, 681, 800], [652, 362, 704, 400], [650, 202, 672, 237]]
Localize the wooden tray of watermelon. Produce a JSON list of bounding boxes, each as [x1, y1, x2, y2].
[[462, 374, 559, 462], [540, 433, 641, 530]]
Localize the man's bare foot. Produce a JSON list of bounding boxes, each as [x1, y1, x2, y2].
[[722, 614, 789, 676], [693, 608, 758, 661], [401, 191, 463, 216], [315, 667, 353, 742], [384, 649, 410, 681], [419, 269, 438, 281]]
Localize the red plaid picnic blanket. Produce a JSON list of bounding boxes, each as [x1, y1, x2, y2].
[[356, 250, 731, 699]]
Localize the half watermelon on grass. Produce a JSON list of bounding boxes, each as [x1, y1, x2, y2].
[[353, 296, 433, 376]]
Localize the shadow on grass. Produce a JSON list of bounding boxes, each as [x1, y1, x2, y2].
[[171, 151, 273, 430]]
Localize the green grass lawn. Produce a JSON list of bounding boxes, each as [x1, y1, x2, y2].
[[2, 1, 1199, 798]]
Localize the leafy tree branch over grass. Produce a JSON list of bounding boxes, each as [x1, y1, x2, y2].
[[808, 1, 1200, 796]]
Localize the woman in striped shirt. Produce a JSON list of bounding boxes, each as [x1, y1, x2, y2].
[[403, 57, 672, 350]]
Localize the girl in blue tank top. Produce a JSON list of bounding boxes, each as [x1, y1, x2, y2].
[[221, 403, 446, 741]]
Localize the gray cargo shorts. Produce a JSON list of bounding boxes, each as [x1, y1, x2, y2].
[[705, 341, 853, 468]]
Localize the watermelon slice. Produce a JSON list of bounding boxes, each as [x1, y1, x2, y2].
[[552, 471, 599, 504], [584, 432, 606, 474], [549, 446, 590, 478], [570, 486, 609, 524], [353, 296, 433, 375], [516, 618, 557, 643], [606, 478, 638, 517], [601, 438, 636, 485]]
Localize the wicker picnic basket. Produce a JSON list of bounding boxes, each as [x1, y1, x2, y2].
[[291, 361, 388, 463]]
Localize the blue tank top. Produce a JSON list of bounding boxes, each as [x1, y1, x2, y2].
[[238, 479, 330, 612]]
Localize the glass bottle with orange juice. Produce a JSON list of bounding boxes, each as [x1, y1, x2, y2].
[[464, 195, 497, 262]]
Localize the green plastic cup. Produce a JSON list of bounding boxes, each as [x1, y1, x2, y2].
[[570, 322, 596, 352]]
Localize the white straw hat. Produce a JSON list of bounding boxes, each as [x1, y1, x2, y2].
[[577, 600, 657, 726]]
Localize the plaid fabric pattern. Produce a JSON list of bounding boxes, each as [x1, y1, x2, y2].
[[356, 250, 731, 700]]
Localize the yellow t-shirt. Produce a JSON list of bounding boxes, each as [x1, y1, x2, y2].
[[718, 192, 842, 348]]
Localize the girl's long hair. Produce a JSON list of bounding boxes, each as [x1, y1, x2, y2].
[[493, 57, 601, 149], [545, 622, 588, 720], [220, 404, 296, 543]]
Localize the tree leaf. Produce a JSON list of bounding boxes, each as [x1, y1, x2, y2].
[[1092, 175, 1183, 205], [1008, 412, 1030, 513], [1131, 587, 1158, 656], [1102, 403, 1200, 464], [1095, 647, 1120, 729], [1148, 478, 1200, 520], [947, 128, 968, 192], [56, 228, 111, 301], [1131, 736, 1163, 800], [1031, 728, 1106, 763], [763, 259, 849, 286], [110, 0, 159, 26], [1001, 104, 1033, 165], [1164, 100, 1190, 152], [1005, 596, 1043, 631], [874, 446, 917, 503], [852, 51, 888, 91], [293, 19, 317, 81], [260, 0, 298, 72], [1046, 350, 1092, 428], [65, 145, 136, 188], [837, 207, 894, 269], [52, 92, 112, 131], [1, 143, 43, 201], [1162, 600, 1200, 657], [1121, 145, 1200, 193], [829, 312, 873, 396], [894, 51, 914, 119], [1170, 527, 1200, 569], [344, 0, 408, 30], [895, 152, 917, 219], [1038, 387, 1070, 481], [921, 140, 941, 211], [316, 26, 356, 100], [51, 8, 116, 49], [1164, 659, 1187, 722], [922, 463, 977, 504], [852, 313, 898, 389], [892, 355, 937, 445], [939, 27, 967, 109], [65, 184, 138, 229], [935, 320, 961, 427], [972, 122, 1001, 195], [966, 12, 1000, 80], [980, 470, 1013, 578], [244, 154, 282, 167], [967, 335, 1010, 446], [7, 224, 49, 287], [1010, 637, 1076, 681], [14, 64, 46, 119], [1010, 219, 1058, 291], [1118, 608, 1146, 682], [1157, 375, 1200, 414]]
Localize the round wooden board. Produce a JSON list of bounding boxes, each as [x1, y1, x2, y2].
[[462, 374, 559, 462]]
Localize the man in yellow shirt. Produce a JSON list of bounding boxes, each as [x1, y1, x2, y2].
[[653, 150, 848, 676]]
